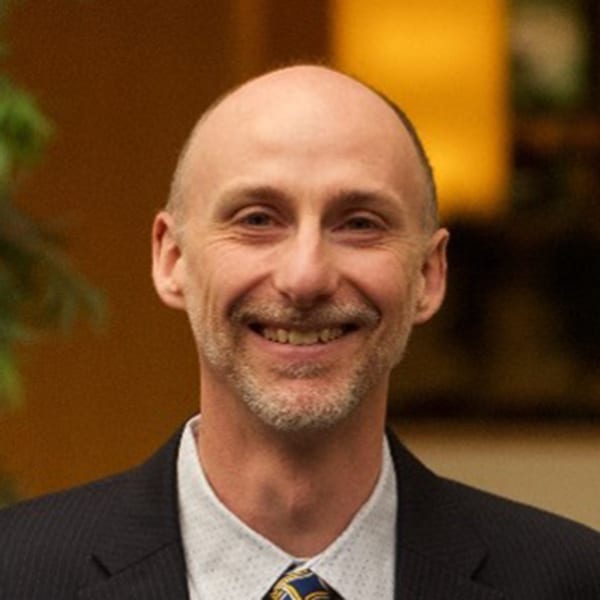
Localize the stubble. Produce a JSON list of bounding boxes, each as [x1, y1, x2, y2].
[[188, 297, 414, 432]]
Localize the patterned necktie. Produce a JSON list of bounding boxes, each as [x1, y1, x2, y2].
[[267, 567, 339, 599]]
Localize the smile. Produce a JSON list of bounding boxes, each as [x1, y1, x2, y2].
[[259, 326, 346, 345]]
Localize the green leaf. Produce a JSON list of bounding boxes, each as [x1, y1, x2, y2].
[[0, 0, 105, 504], [0, 77, 53, 179], [0, 345, 21, 410]]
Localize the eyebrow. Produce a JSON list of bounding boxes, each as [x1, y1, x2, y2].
[[327, 188, 404, 213], [212, 183, 407, 224], [211, 184, 292, 218]]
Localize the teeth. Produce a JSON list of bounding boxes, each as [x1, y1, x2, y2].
[[289, 330, 318, 345], [262, 326, 344, 345]]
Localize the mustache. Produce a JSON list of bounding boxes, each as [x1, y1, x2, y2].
[[230, 300, 380, 329]]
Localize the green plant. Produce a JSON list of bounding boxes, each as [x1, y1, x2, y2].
[[0, 1, 103, 504]]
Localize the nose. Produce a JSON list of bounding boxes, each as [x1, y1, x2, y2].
[[271, 224, 339, 307]]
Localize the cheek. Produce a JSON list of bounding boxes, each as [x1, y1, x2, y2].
[[344, 252, 417, 316], [184, 243, 272, 319]]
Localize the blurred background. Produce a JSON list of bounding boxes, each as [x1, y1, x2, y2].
[[0, 0, 598, 527]]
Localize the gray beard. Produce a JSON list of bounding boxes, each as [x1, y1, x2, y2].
[[190, 299, 412, 432]]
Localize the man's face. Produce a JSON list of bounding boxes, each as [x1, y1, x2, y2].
[[154, 68, 447, 432]]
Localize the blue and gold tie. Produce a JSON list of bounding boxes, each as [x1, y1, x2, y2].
[[267, 567, 339, 599]]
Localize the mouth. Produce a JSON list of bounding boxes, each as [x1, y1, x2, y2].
[[249, 323, 358, 346]]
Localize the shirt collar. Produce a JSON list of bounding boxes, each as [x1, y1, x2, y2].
[[177, 416, 396, 600]]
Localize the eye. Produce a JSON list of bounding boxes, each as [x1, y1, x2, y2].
[[235, 208, 278, 228], [340, 213, 385, 232], [344, 215, 381, 230], [331, 211, 388, 245]]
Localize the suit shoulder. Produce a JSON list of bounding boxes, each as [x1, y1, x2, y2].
[[0, 425, 182, 541], [445, 477, 600, 596], [0, 469, 135, 598], [0, 429, 182, 598], [0, 469, 131, 551]]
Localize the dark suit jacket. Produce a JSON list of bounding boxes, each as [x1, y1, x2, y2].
[[1, 427, 600, 599]]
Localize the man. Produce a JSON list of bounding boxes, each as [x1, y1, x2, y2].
[[1, 65, 599, 599]]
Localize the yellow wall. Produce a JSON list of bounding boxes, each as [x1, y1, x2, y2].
[[333, 0, 510, 218]]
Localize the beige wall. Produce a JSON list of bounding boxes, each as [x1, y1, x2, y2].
[[0, 1, 598, 533], [394, 421, 600, 531]]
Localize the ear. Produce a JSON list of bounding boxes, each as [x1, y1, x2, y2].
[[414, 228, 449, 325], [152, 211, 186, 310]]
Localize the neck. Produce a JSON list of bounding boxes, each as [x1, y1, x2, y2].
[[196, 390, 387, 557]]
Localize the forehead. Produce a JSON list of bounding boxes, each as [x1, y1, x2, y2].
[[178, 68, 426, 221]]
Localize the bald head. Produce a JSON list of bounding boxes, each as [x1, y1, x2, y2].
[[167, 65, 438, 231]]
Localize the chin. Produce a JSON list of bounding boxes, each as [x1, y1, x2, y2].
[[239, 378, 363, 433]]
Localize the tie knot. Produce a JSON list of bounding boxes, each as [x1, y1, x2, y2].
[[267, 568, 337, 599]]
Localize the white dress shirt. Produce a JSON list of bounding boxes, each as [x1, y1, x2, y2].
[[177, 416, 397, 600]]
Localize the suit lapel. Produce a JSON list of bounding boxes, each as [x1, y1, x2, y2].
[[78, 543, 188, 600], [388, 431, 506, 600], [396, 550, 504, 600], [78, 430, 189, 600]]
